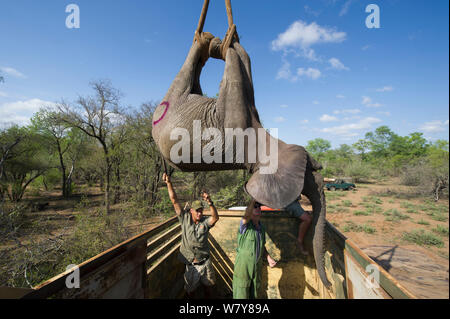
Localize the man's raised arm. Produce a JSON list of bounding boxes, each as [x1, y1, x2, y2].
[[202, 191, 219, 227], [163, 173, 182, 216]]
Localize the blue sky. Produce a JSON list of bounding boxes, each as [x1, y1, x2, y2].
[[0, 0, 448, 148]]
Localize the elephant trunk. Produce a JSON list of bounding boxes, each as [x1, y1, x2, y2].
[[304, 169, 332, 289], [312, 187, 331, 288]]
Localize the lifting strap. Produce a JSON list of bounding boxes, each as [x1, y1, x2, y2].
[[194, 0, 239, 60], [196, 0, 235, 34]]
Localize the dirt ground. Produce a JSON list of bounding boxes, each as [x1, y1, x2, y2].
[[300, 178, 449, 299]]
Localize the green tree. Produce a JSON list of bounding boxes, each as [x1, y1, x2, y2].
[[389, 132, 430, 169], [0, 127, 23, 201], [352, 139, 371, 161], [120, 102, 166, 211], [306, 138, 331, 158], [335, 144, 354, 159], [0, 126, 50, 202], [57, 80, 126, 214], [426, 140, 449, 200], [30, 109, 73, 198], [365, 125, 397, 159]]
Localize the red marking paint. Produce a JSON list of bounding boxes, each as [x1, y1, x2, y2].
[[261, 206, 280, 212], [153, 101, 169, 126]]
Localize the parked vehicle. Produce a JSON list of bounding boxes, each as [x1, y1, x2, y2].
[[326, 179, 356, 191]]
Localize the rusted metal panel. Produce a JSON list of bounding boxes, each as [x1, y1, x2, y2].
[[51, 241, 147, 299], [146, 244, 184, 299], [147, 232, 182, 269], [23, 217, 178, 299], [344, 239, 416, 299], [147, 223, 181, 252], [208, 236, 234, 298], [101, 264, 145, 299], [344, 248, 391, 299], [0, 287, 34, 299]]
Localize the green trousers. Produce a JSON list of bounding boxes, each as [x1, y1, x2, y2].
[[232, 251, 262, 299]]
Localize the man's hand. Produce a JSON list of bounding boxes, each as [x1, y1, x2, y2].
[[267, 255, 277, 268], [163, 173, 170, 184], [202, 190, 219, 227], [201, 190, 211, 203]]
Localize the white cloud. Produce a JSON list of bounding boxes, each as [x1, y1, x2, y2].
[[329, 58, 349, 70], [276, 60, 298, 82], [0, 98, 56, 127], [320, 114, 339, 122], [280, 104, 289, 108], [362, 96, 371, 105], [339, 0, 354, 17], [362, 96, 382, 108], [313, 100, 319, 105], [377, 111, 391, 116], [297, 67, 321, 80], [278, 64, 321, 81], [342, 116, 361, 121], [271, 20, 346, 60], [304, 5, 320, 17], [376, 86, 394, 92], [361, 45, 370, 51], [321, 117, 382, 136], [334, 108, 361, 115], [419, 120, 449, 133], [336, 94, 345, 99], [274, 116, 286, 123], [0, 91, 7, 97], [0, 66, 27, 79]]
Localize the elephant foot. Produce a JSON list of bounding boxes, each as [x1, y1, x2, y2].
[[194, 31, 215, 66], [209, 37, 223, 60], [206, 26, 239, 61]]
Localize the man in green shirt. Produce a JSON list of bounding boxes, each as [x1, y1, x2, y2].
[[163, 173, 219, 298], [232, 199, 277, 299]]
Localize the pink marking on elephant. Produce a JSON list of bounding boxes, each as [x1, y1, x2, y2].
[[152, 101, 169, 126]]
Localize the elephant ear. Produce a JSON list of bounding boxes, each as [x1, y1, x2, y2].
[[245, 144, 308, 209]]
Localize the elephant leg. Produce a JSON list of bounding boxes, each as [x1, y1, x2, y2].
[[230, 42, 254, 98], [218, 43, 255, 130], [302, 167, 331, 288], [164, 34, 213, 103]]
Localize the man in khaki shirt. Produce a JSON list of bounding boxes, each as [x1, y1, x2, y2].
[[163, 173, 219, 298]]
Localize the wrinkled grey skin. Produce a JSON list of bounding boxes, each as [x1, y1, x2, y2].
[[152, 38, 331, 288]]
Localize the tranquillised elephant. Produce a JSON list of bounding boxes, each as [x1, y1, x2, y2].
[[152, 32, 331, 288]]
